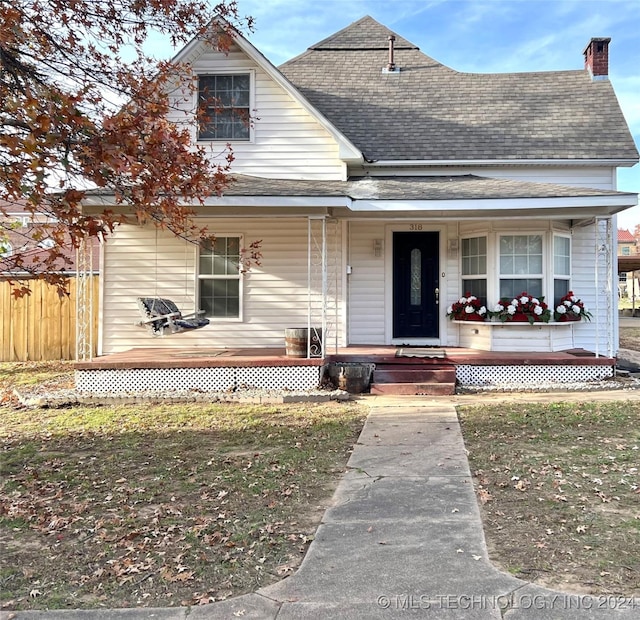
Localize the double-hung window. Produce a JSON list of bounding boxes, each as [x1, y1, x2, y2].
[[498, 234, 543, 299], [461, 236, 487, 300], [198, 74, 250, 141], [198, 237, 242, 319]]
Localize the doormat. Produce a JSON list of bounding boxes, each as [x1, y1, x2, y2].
[[396, 348, 446, 358]]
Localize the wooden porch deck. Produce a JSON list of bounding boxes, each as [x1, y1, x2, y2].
[[75, 346, 616, 370]]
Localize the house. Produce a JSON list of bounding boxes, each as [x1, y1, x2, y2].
[[0, 201, 100, 361], [78, 16, 639, 393], [618, 228, 639, 303]]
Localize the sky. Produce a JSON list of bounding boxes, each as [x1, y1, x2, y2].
[[168, 0, 640, 230]]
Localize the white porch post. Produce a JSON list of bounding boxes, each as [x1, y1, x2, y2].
[[307, 216, 327, 358], [594, 216, 614, 358], [75, 234, 94, 361]]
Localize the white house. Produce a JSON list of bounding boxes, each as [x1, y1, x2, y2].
[[81, 16, 638, 392]]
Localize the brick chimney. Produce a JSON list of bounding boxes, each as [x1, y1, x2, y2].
[[583, 37, 611, 80]]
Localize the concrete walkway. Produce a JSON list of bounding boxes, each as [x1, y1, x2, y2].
[[5, 393, 640, 619]]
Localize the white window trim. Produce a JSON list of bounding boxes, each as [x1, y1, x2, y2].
[[195, 70, 255, 144], [552, 232, 572, 302], [196, 233, 244, 322]]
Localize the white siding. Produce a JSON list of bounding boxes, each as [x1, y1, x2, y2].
[[168, 47, 345, 180], [355, 166, 616, 190], [100, 218, 344, 354]]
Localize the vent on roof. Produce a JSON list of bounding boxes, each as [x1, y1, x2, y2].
[[583, 37, 611, 81], [382, 35, 400, 74]]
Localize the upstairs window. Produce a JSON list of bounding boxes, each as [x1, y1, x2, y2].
[[198, 74, 250, 141]]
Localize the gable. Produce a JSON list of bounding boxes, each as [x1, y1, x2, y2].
[[280, 16, 639, 165], [168, 38, 358, 180]]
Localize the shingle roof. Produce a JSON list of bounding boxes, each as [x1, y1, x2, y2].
[[618, 229, 637, 243], [279, 16, 639, 163], [223, 174, 633, 201]]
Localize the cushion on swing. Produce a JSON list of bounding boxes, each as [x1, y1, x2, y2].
[[137, 297, 209, 335]]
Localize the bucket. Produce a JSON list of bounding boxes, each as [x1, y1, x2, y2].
[[284, 328, 323, 358]]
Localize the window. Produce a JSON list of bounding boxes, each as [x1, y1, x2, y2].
[[499, 234, 543, 298], [198, 74, 250, 141], [621, 246, 631, 256], [198, 237, 242, 319], [461, 236, 487, 301], [553, 235, 571, 303]]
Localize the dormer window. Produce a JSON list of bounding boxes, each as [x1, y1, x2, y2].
[[198, 74, 250, 141]]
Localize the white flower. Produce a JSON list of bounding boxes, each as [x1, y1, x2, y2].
[[511, 298, 519, 306], [467, 295, 477, 302], [556, 304, 567, 314], [534, 305, 543, 315], [459, 297, 468, 304], [493, 303, 504, 312], [447, 305, 453, 314], [507, 304, 517, 315], [519, 296, 529, 304], [564, 300, 572, 307], [465, 305, 474, 314], [572, 304, 581, 314], [479, 306, 487, 315], [531, 298, 540, 305], [571, 296, 578, 303]]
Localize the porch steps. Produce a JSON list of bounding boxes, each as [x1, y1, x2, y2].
[[369, 360, 457, 396]]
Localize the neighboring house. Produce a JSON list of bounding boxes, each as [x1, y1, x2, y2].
[[618, 228, 639, 300], [87, 16, 638, 359]]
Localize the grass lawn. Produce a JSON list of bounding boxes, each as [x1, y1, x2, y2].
[[0, 363, 366, 611], [460, 400, 640, 596]]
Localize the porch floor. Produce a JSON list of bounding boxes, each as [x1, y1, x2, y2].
[[74, 346, 616, 370]]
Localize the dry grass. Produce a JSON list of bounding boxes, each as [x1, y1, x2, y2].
[[460, 400, 640, 596], [0, 363, 366, 611]]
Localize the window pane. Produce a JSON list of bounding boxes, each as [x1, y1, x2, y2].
[[462, 279, 487, 301], [554, 279, 570, 305], [410, 248, 421, 305], [500, 279, 542, 299], [554, 236, 571, 275], [462, 236, 487, 276], [500, 235, 542, 275]]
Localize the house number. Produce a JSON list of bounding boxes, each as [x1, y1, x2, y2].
[[409, 224, 423, 231]]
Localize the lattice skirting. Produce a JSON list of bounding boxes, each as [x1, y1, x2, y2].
[[456, 364, 614, 386], [76, 366, 321, 393]]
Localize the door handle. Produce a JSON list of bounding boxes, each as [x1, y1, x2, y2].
[[434, 287, 439, 304]]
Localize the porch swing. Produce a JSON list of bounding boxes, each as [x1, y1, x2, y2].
[[135, 228, 210, 336]]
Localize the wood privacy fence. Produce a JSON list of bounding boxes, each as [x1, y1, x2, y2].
[[0, 276, 99, 361]]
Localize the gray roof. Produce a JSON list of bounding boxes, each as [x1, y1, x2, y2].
[[279, 16, 639, 163], [224, 174, 634, 201]]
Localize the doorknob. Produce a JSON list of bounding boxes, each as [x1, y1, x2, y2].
[[434, 287, 439, 304]]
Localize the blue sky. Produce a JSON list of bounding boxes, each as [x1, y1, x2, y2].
[[184, 0, 640, 229]]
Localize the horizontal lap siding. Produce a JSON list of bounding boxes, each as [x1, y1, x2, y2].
[[168, 50, 344, 180], [100, 219, 343, 354]]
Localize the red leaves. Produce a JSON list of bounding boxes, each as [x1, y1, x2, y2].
[[1, 1, 254, 292]]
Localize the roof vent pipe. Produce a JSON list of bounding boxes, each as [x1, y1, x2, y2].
[[387, 35, 396, 71]]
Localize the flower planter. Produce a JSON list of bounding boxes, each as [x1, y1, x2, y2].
[[506, 313, 540, 323], [557, 314, 581, 322], [453, 314, 486, 321]]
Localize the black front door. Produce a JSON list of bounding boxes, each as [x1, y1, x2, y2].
[[393, 231, 439, 339]]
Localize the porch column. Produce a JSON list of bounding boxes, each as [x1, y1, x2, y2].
[[75, 234, 95, 361], [595, 216, 614, 358]]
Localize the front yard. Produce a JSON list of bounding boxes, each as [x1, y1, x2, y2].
[[0, 367, 366, 611]]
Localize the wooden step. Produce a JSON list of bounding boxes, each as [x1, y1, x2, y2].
[[373, 368, 457, 383]]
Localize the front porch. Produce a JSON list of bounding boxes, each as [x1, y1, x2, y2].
[[74, 346, 617, 395]]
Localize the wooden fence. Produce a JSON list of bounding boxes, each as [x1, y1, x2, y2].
[[0, 276, 99, 362]]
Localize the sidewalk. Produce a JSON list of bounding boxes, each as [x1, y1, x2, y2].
[[5, 392, 640, 619]]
